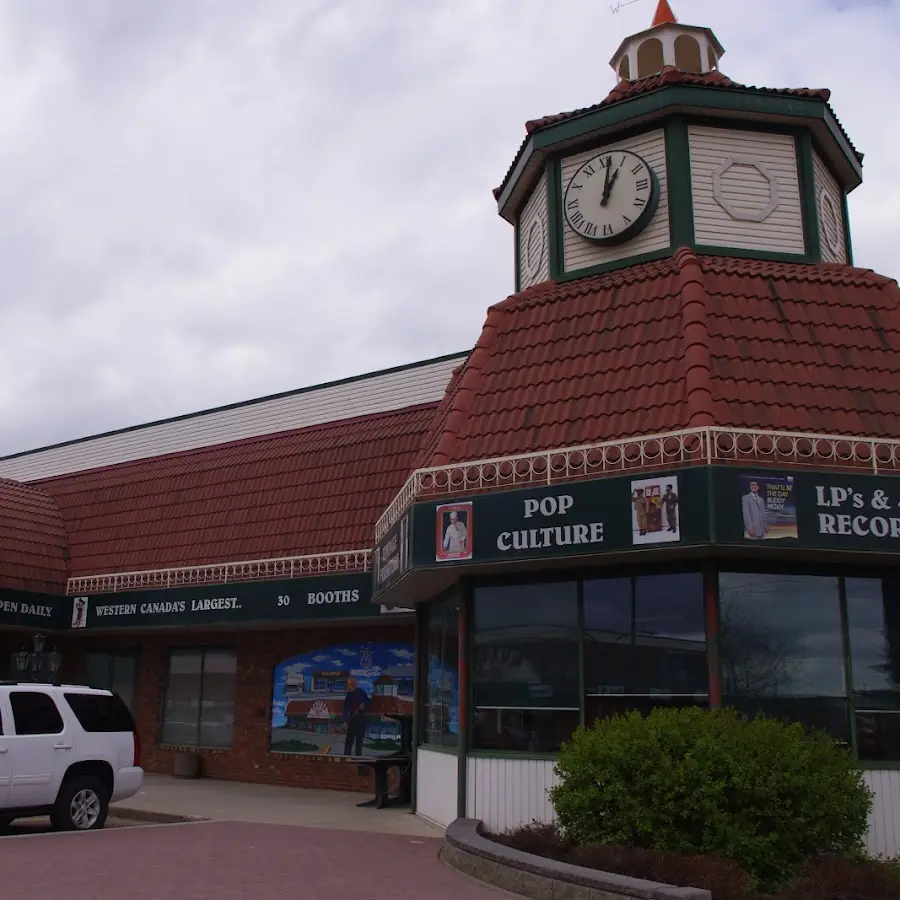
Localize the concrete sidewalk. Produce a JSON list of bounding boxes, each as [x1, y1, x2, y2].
[[112, 774, 443, 837]]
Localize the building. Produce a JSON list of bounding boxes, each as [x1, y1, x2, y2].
[[2, 0, 900, 856], [371, 0, 900, 858]]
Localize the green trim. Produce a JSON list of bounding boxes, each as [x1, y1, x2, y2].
[[857, 761, 900, 771], [467, 750, 559, 761], [842, 191, 854, 265], [418, 742, 459, 756], [664, 118, 694, 248], [693, 245, 813, 264], [553, 248, 672, 283], [545, 158, 564, 280], [838, 578, 858, 759], [458, 581, 472, 819], [577, 580, 585, 729], [498, 84, 862, 216], [2, 350, 472, 463], [795, 131, 821, 261], [513, 209, 522, 293]]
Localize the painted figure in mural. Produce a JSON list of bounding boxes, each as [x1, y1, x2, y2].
[[663, 483, 679, 533], [343, 676, 369, 756], [632, 488, 649, 536], [742, 480, 768, 540], [443, 510, 468, 555]]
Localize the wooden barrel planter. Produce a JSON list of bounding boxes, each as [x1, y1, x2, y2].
[[173, 751, 201, 779]]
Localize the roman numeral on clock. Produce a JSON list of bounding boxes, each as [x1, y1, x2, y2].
[[602, 223, 613, 236], [567, 198, 579, 210], [635, 178, 649, 191], [583, 222, 598, 237], [571, 211, 585, 228]]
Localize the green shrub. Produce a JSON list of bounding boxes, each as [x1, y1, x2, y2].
[[548, 707, 873, 890]]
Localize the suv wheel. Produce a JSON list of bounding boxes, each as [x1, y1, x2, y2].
[[51, 776, 109, 832]]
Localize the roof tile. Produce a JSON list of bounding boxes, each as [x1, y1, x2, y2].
[[419, 253, 900, 466], [31, 403, 439, 578], [0, 478, 68, 592]]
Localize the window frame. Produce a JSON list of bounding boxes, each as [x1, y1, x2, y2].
[[420, 592, 461, 751], [159, 646, 238, 750], [82, 649, 141, 718], [467, 564, 712, 758]]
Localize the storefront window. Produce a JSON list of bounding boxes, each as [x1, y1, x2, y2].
[[847, 577, 900, 761], [472, 581, 578, 752], [161, 648, 237, 748], [423, 597, 460, 747], [84, 651, 140, 717], [719, 572, 848, 742], [584, 573, 707, 727]]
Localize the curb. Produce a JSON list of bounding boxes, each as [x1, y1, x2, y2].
[[110, 807, 208, 825], [442, 818, 711, 900]]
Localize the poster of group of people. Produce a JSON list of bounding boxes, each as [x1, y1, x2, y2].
[[270, 642, 415, 758], [631, 476, 681, 545]]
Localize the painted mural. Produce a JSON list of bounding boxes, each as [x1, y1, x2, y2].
[[270, 642, 415, 757]]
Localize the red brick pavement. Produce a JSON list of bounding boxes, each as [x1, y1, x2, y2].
[[0, 820, 505, 899]]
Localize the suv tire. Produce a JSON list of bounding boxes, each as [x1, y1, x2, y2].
[[51, 775, 109, 832]]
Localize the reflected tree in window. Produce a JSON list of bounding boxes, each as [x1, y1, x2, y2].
[[718, 573, 848, 742]]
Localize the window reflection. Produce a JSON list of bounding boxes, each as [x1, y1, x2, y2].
[[719, 572, 848, 742], [847, 577, 900, 760], [583, 573, 707, 728], [423, 597, 460, 747], [472, 582, 578, 752]]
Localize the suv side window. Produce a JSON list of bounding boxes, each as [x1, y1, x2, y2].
[[10, 692, 64, 735]]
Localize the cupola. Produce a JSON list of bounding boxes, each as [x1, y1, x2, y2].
[[609, 0, 725, 81]]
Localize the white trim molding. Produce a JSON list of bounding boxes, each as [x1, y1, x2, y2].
[[375, 425, 900, 539], [67, 548, 371, 596]]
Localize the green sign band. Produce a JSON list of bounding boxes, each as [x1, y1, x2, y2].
[[0, 591, 70, 630], [69, 573, 393, 630], [713, 469, 900, 550], [409, 467, 711, 569]]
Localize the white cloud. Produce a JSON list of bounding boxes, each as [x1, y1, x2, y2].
[[0, 0, 897, 454]]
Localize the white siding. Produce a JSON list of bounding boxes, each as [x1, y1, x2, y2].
[[461, 763, 900, 856], [865, 770, 900, 858], [813, 151, 847, 264], [0, 354, 466, 483], [689, 125, 805, 255], [416, 748, 459, 828], [465, 756, 558, 834], [518, 172, 550, 290], [561, 129, 670, 273]]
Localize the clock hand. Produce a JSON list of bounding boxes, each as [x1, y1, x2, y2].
[[600, 162, 612, 207]]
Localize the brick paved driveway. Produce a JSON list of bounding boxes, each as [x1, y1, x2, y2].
[[1, 820, 504, 900]]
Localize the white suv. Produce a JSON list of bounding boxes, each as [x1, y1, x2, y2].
[[0, 683, 143, 831]]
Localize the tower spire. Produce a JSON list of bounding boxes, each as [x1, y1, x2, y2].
[[651, 0, 677, 28]]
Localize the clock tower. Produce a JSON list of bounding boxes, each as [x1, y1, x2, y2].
[[500, 0, 863, 291]]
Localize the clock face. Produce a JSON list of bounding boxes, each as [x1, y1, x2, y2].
[[564, 149, 658, 245]]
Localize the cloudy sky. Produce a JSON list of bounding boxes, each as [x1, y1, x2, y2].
[[1, 0, 897, 456]]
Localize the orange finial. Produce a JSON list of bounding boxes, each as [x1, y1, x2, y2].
[[651, 0, 677, 27]]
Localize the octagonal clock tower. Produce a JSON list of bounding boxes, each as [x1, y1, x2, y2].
[[502, 0, 862, 291]]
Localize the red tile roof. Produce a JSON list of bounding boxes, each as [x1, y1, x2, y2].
[[33, 403, 439, 578], [494, 67, 858, 201], [422, 250, 900, 466], [0, 478, 68, 592]]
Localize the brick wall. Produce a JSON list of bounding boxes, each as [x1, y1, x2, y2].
[[59, 620, 415, 793]]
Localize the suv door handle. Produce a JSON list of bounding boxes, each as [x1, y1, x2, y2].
[[53, 742, 73, 751], [0, 747, 7, 754]]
